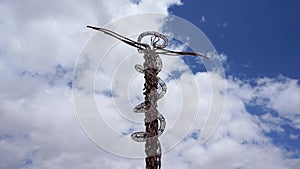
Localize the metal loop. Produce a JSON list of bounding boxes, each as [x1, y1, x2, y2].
[[137, 31, 168, 49], [131, 54, 166, 143]]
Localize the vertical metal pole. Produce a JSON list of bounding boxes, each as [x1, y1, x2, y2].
[[144, 66, 161, 168], [87, 26, 207, 169]]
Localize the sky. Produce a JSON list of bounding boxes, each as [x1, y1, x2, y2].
[[170, 0, 300, 79], [0, 0, 299, 169]]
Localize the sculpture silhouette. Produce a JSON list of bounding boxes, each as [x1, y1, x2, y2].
[[87, 25, 208, 169]]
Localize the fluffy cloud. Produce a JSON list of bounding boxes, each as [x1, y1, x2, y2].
[[227, 76, 300, 130], [0, 0, 299, 169]]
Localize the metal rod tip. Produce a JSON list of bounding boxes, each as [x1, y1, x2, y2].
[[87, 25, 100, 30]]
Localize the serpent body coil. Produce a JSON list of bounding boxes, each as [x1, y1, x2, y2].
[[86, 26, 208, 169], [131, 32, 168, 169]]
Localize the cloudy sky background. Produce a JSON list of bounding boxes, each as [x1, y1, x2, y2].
[[0, 0, 299, 169]]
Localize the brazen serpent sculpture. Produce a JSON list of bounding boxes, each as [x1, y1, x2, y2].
[[87, 25, 208, 169]]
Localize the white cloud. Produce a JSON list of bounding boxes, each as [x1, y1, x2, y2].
[[222, 22, 228, 27], [227, 76, 300, 130], [1, 0, 300, 169], [200, 16, 206, 22], [159, 73, 300, 169]]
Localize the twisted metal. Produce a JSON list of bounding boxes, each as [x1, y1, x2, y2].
[[87, 25, 208, 169], [131, 32, 167, 169]]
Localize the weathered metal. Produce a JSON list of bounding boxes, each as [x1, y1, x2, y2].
[[87, 26, 207, 169]]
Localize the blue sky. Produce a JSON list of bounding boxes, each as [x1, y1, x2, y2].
[[170, 0, 300, 161], [170, 0, 300, 79], [0, 0, 299, 169]]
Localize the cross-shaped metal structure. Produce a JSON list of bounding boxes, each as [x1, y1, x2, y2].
[[87, 25, 208, 169]]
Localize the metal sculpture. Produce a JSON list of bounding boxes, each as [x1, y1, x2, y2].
[[87, 25, 208, 169]]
